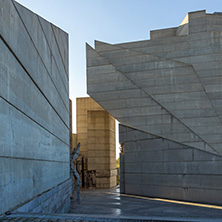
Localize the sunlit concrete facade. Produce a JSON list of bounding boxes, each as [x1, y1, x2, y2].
[[0, 0, 71, 214], [86, 10, 222, 204], [76, 97, 117, 188]]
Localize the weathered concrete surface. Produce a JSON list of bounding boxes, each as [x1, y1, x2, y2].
[[86, 10, 222, 204], [119, 124, 222, 205], [12, 179, 72, 214], [86, 10, 222, 155], [0, 0, 70, 215], [76, 97, 117, 188]]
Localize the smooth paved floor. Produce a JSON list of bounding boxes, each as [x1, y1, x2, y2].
[[1, 187, 222, 221], [69, 187, 222, 220]]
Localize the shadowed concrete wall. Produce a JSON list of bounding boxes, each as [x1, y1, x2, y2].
[[76, 97, 116, 188], [86, 10, 222, 204], [120, 124, 222, 205], [0, 0, 70, 214]]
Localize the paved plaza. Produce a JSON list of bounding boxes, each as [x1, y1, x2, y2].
[[1, 187, 222, 222]]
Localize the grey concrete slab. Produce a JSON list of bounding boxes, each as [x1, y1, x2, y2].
[[120, 125, 222, 204], [91, 41, 222, 153], [154, 91, 207, 103], [88, 81, 138, 93], [0, 157, 69, 214], [0, 0, 69, 125], [87, 64, 116, 76], [91, 89, 148, 102], [0, 98, 69, 161], [119, 114, 172, 127], [135, 75, 200, 87], [38, 16, 69, 83], [15, 6, 70, 111], [51, 24, 69, 75], [173, 108, 217, 119], [101, 98, 158, 110], [99, 48, 141, 61], [124, 148, 193, 163], [126, 67, 195, 80], [94, 41, 122, 52], [177, 23, 189, 36], [0, 39, 69, 144], [87, 72, 130, 85], [0, 1, 70, 215], [87, 46, 209, 149], [87, 11, 222, 208], [150, 27, 177, 39], [142, 83, 203, 95]]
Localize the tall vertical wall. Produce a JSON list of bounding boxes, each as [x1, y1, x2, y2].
[[87, 10, 222, 155], [76, 97, 116, 188], [0, 0, 70, 214], [86, 10, 222, 204]]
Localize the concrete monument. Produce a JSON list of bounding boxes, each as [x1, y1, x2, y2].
[[86, 10, 222, 204]]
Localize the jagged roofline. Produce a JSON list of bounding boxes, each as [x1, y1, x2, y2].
[[86, 10, 222, 155]]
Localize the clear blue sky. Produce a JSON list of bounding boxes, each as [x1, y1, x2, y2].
[[16, 0, 222, 133]]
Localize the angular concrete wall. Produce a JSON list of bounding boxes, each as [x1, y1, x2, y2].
[[120, 124, 222, 205], [86, 10, 222, 204], [76, 97, 117, 188], [87, 10, 222, 155], [0, 0, 70, 214]]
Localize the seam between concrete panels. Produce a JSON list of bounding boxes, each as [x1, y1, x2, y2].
[[87, 74, 198, 85], [98, 45, 220, 155], [37, 15, 69, 92], [0, 35, 69, 130], [10, 178, 72, 213], [0, 155, 69, 163], [125, 172, 222, 176], [12, 1, 69, 114], [0, 95, 69, 147], [123, 160, 222, 164], [99, 45, 222, 67], [125, 183, 222, 191], [122, 147, 222, 157], [123, 148, 222, 158], [153, 50, 222, 62], [50, 23, 69, 79]]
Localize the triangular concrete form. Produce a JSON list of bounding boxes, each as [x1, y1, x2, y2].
[[86, 43, 218, 154]]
